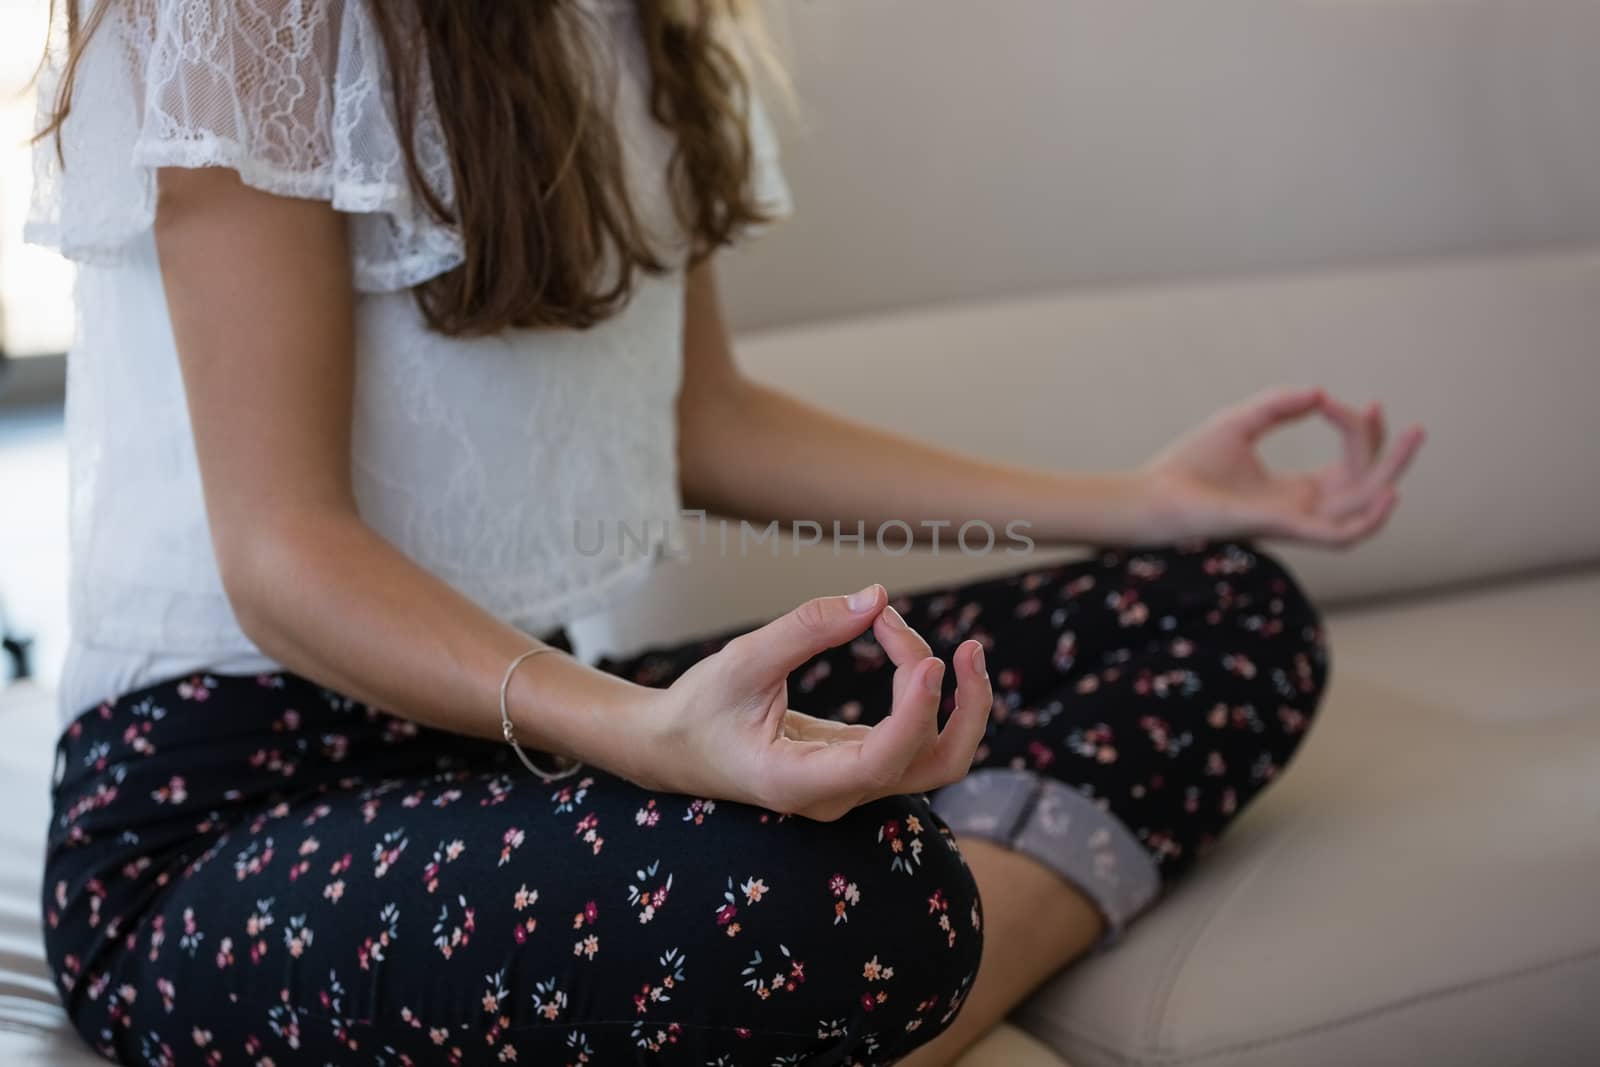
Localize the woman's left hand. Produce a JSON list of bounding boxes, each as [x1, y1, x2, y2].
[[1138, 385, 1426, 548]]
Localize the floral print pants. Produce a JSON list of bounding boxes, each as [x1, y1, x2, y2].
[[43, 539, 1328, 1066]]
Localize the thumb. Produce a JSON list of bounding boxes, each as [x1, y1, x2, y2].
[[727, 584, 885, 687]]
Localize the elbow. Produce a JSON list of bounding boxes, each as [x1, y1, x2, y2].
[[213, 528, 282, 654], [211, 514, 315, 656]]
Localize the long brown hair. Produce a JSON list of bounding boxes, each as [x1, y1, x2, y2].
[[37, 0, 780, 334]]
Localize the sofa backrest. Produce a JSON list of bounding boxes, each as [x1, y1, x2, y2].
[[722, 0, 1600, 331], [576, 0, 1600, 657]]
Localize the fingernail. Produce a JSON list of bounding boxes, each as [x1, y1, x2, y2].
[[883, 605, 908, 630], [924, 661, 945, 696], [847, 585, 879, 612], [972, 643, 986, 674]]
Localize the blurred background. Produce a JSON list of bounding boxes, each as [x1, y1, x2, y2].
[[1, 0, 69, 686]]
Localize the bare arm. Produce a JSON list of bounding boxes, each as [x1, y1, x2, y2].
[[154, 168, 650, 778], [152, 170, 988, 817], [677, 261, 1422, 550], [676, 263, 1152, 547]]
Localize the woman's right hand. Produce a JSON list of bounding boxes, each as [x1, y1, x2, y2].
[[625, 585, 992, 821]]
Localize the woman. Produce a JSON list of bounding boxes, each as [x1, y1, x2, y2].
[[29, 1, 1424, 1064]]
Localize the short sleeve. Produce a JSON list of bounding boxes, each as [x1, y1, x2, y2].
[[720, 18, 794, 237], [26, 0, 464, 292], [743, 84, 794, 226]]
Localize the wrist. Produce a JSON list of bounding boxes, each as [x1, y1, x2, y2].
[[1034, 467, 1173, 547], [505, 649, 665, 785]]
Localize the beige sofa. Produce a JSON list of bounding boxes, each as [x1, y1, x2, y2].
[[3, 1, 1598, 1064]]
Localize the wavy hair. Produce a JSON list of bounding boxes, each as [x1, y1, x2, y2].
[[37, 0, 781, 334]]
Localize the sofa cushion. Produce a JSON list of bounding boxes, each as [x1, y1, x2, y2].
[[1015, 567, 1600, 1066]]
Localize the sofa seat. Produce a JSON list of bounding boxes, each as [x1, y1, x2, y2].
[[3, 566, 1596, 1066], [1019, 566, 1600, 1066]]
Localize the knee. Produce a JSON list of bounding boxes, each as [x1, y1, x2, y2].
[[740, 792, 984, 1050], [837, 795, 985, 1027]]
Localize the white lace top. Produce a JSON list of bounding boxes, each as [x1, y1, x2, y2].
[[26, 0, 792, 724]]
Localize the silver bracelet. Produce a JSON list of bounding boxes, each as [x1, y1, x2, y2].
[[499, 647, 584, 783]]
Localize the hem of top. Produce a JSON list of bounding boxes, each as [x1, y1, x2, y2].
[[58, 552, 665, 722]]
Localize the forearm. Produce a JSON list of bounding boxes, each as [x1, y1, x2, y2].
[[221, 508, 656, 782], [680, 378, 1160, 548]]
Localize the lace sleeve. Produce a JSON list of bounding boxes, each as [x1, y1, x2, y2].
[[26, 0, 463, 292], [744, 84, 794, 226]]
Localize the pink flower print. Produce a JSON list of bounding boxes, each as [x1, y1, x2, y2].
[[878, 817, 926, 875], [1143, 830, 1182, 862], [572, 899, 599, 930], [797, 659, 832, 693], [372, 830, 408, 878], [156, 977, 175, 1012], [283, 915, 313, 958], [358, 903, 401, 971], [483, 969, 510, 1016], [631, 947, 688, 1017], [215, 937, 234, 970], [499, 827, 525, 867], [635, 799, 661, 827], [848, 636, 887, 672], [1064, 574, 1096, 598], [628, 861, 673, 923], [1278, 706, 1310, 734], [1205, 751, 1228, 777], [513, 884, 537, 910], [550, 776, 594, 815], [146, 914, 164, 962], [432, 894, 475, 959], [715, 879, 740, 932], [1015, 596, 1042, 619], [1134, 667, 1200, 699], [1052, 631, 1077, 671], [828, 872, 861, 925], [1066, 724, 1118, 764], [234, 837, 275, 881], [835, 700, 864, 723], [1223, 653, 1257, 679], [177, 907, 203, 957], [574, 811, 604, 854], [245, 899, 274, 965], [176, 676, 213, 702], [1108, 588, 1149, 627], [150, 775, 188, 805], [862, 955, 895, 981], [1026, 739, 1055, 770], [1207, 703, 1229, 729], [574, 933, 599, 959], [531, 975, 568, 1021], [422, 838, 465, 893], [683, 798, 716, 825], [740, 877, 768, 904]]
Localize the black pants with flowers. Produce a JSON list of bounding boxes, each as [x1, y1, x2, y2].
[[43, 539, 1327, 1066]]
